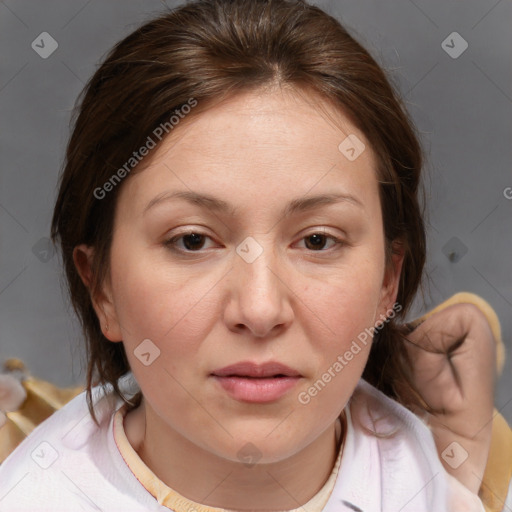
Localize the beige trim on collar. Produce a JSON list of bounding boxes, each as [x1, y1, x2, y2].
[[112, 405, 346, 512]]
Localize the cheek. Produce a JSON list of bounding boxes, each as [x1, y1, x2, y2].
[[110, 257, 220, 405], [295, 277, 380, 415], [110, 249, 221, 354], [301, 256, 385, 384], [307, 259, 384, 337], [311, 284, 379, 369]]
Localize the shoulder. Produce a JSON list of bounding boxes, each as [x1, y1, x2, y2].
[[0, 386, 103, 470], [0, 382, 155, 511], [324, 379, 485, 512], [0, 387, 106, 504]]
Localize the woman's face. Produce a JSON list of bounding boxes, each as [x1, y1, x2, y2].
[[83, 87, 403, 464]]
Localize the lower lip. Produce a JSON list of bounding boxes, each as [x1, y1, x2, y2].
[[212, 375, 301, 403]]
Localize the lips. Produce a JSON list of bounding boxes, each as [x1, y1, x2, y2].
[[211, 361, 301, 378], [211, 361, 302, 403]]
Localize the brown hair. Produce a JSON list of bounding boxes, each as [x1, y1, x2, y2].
[[51, 0, 426, 420]]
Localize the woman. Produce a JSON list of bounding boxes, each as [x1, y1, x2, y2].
[[0, 0, 498, 510]]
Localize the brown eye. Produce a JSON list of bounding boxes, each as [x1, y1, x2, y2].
[[301, 233, 344, 252], [304, 233, 328, 251], [181, 233, 206, 250], [164, 232, 213, 253]]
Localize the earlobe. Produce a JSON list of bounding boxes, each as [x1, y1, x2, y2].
[[72, 244, 123, 342]]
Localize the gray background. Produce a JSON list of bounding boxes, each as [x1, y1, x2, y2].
[[1, 0, 511, 422]]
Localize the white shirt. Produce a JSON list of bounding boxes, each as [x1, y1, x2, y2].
[[0, 378, 485, 512]]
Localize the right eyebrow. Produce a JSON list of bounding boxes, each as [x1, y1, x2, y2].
[[143, 190, 237, 216]]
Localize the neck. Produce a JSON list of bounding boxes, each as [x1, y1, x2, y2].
[[124, 402, 345, 510]]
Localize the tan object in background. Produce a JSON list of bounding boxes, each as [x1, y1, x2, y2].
[[408, 292, 511, 512], [0, 359, 83, 463]]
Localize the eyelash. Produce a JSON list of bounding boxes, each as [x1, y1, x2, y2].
[[163, 230, 346, 255]]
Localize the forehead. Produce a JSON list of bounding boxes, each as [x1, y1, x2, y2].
[[156, 87, 370, 157], [118, 87, 378, 215]]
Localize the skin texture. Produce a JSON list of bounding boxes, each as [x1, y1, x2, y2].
[[74, 86, 404, 510]]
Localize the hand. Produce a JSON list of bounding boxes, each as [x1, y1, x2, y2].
[[404, 301, 497, 495]]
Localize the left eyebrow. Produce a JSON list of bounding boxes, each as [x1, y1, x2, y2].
[[282, 193, 364, 217], [143, 190, 364, 217]]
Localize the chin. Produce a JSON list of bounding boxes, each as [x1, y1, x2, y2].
[[207, 432, 307, 467]]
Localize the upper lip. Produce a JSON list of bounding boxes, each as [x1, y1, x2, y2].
[[211, 361, 301, 378]]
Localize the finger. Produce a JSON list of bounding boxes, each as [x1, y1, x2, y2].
[[405, 292, 504, 373], [406, 305, 496, 420]]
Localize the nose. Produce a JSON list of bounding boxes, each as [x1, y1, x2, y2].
[[223, 238, 294, 339]]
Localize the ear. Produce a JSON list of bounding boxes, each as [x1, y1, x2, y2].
[[376, 239, 405, 321], [73, 244, 123, 342]]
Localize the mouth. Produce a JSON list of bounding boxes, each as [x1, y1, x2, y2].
[[211, 361, 302, 403], [211, 361, 301, 379]]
